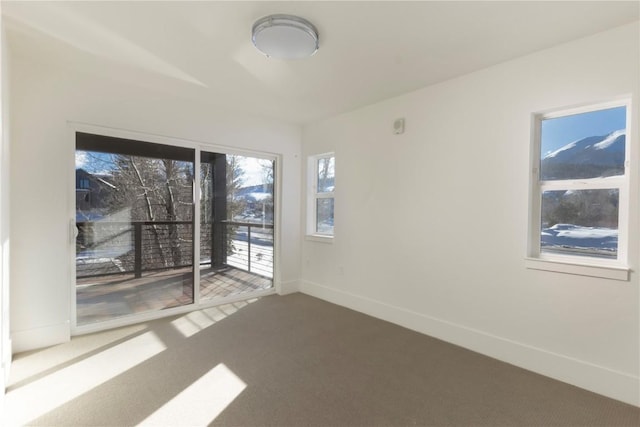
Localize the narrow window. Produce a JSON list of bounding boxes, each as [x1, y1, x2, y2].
[[308, 153, 335, 237]]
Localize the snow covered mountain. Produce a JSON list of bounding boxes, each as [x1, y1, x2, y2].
[[541, 130, 625, 180]]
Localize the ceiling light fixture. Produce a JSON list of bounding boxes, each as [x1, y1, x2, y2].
[[252, 14, 319, 59]]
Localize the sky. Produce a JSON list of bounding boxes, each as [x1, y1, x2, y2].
[[75, 151, 114, 175], [541, 106, 626, 156], [239, 156, 272, 187], [76, 151, 272, 187]]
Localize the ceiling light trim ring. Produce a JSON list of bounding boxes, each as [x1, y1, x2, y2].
[[252, 14, 319, 59]]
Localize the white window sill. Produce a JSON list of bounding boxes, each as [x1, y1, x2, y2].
[[305, 234, 334, 244], [525, 257, 630, 281]]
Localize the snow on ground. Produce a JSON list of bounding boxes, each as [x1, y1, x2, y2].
[[556, 227, 617, 239], [541, 223, 617, 252]]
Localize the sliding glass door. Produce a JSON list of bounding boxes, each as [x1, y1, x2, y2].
[[199, 152, 274, 300], [75, 133, 195, 326], [74, 132, 275, 328]]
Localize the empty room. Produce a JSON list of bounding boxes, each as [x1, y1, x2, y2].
[[0, 1, 639, 426]]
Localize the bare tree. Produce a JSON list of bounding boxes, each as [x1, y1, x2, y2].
[[105, 154, 194, 270]]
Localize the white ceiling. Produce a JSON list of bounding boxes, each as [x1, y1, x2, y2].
[[3, 1, 639, 124]]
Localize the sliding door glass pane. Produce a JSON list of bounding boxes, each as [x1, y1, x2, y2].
[[75, 133, 194, 325], [200, 153, 274, 300]]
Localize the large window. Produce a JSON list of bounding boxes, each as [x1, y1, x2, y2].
[[529, 100, 629, 274], [307, 153, 335, 238]]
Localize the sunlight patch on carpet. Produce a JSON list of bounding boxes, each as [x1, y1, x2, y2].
[[137, 363, 246, 426], [170, 308, 224, 338], [8, 323, 148, 387], [170, 299, 257, 338], [5, 331, 166, 426]]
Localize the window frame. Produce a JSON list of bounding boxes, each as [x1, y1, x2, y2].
[[307, 152, 335, 241], [526, 99, 631, 280]]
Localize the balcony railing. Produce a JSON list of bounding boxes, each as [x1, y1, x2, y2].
[[76, 220, 273, 279], [224, 221, 274, 278]]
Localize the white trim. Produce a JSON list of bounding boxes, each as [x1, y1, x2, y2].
[[1, 338, 11, 392], [273, 154, 282, 292], [524, 257, 630, 281], [305, 234, 334, 244], [537, 97, 633, 119], [540, 178, 625, 191], [12, 322, 70, 353], [68, 124, 78, 330], [193, 146, 201, 307], [300, 280, 640, 406], [277, 280, 299, 295]]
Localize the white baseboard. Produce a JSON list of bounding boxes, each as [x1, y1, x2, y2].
[[1, 343, 9, 394], [300, 280, 639, 407], [11, 322, 70, 354], [278, 279, 299, 295], [2, 337, 10, 384], [0, 364, 5, 418]]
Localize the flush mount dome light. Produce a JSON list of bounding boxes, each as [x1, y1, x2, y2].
[[252, 14, 319, 59]]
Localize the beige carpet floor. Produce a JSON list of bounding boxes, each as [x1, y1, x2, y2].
[[4, 293, 640, 426]]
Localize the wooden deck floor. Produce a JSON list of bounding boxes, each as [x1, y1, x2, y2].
[[76, 265, 272, 325]]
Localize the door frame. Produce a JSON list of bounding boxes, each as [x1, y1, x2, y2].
[[68, 122, 280, 336]]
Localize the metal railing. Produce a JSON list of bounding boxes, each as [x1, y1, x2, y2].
[[225, 221, 274, 278], [76, 221, 193, 278], [76, 220, 273, 279]]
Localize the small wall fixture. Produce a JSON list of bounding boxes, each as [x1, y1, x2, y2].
[[393, 118, 405, 135], [252, 14, 319, 59]]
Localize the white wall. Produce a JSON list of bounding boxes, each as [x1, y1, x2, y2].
[[9, 54, 302, 352], [301, 22, 640, 405], [1, 9, 12, 395]]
